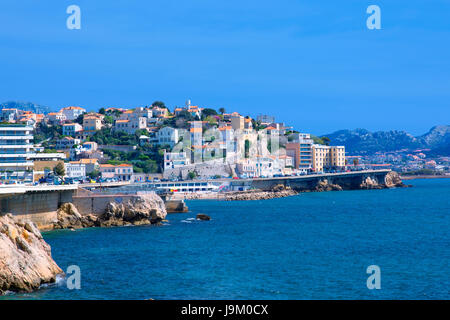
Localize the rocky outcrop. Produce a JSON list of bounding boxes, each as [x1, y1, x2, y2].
[[360, 176, 384, 189], [102, 194, 167, 227], [225, 185, 298, 201], [315, 179, 343, 192], [196, 214, 211, 221], [52, 194, 167, 230], [359, 171, 409, 189], [384, 171, 407, 188], [0, 214, 62, 295], [53, 203, 98, 230]]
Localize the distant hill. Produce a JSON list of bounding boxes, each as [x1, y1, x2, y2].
[[0, 101, 52, 114], [322, 125, 450, 156]]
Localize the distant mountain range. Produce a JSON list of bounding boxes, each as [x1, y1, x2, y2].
[[323, 125, 450, 156], [0, 101, 52, 114]]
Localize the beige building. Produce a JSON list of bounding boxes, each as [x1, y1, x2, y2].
[[82, 114, 103, 136], [312, 144, 345, 172], [230, 115, 244, 131]]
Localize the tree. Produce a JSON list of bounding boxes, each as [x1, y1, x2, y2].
[[244, 140, 250, 158], [99, 108, 106, 115], [201, 108, 218, 118], [54, 162, 65, 177], [219, 107, 226, 115], [187, 171, 197, 180], [322, 136, 331, 146], [88, 169, 100, 179], [74, 113, 84, 125], [152, 101, 166, 109], [353, 158, 359, 166]]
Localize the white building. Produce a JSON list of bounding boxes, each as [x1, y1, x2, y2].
[[156, 127, 179, 148], [163, 151, 191, 171], [0, 124, 34, 182], [56, 136, 81, 149], [60, 106, 86, 121], [62, 123, 83, 136], [46, 112, 66, 124], [65, 162, 86, 178], [114, 116, 147, 134]]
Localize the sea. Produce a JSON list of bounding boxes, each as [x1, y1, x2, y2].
[[2, 178, 449, 300]]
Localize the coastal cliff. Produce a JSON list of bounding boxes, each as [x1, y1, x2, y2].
[[53, 193, 167, 230], [0, 214, 62, 295]]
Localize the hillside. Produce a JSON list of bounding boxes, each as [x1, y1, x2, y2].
[[0, 101, 51, 114], [323, 125, 450, 156]]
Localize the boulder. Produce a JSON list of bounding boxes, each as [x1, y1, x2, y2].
[[384, 171, 406, 188], [315, 179, 343, 192], [360, 176, 383, 190], [103, 193, 167, 226], [53, 203, 97, 229], [196, 214, 211, 221], [0, 214, 62, 295]]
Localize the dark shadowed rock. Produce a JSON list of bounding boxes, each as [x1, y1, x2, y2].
[[196, 214, 211, 221]]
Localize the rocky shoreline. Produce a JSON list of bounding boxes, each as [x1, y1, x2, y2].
[[0, 214, 62, 295], [181, 171, 409, 201], [52, 193, 167, 230]]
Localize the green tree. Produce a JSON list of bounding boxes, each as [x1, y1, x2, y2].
[[187, 171, 197, 180], [322, 136, 331, 146], [244, 140, 250, 158], [99, 108, 106, 115], [104, 115, 113, 124], [53, 162, 65, 177], [219, 107, 226, 115], [74, 113, 84, 125], [201, 108, 218, 118], [88, 169, 101, 179], [152, 101, 166, 109]]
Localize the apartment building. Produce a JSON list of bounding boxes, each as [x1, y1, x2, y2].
[[65, 162, 86, 178], [312, 144, 346, 172], [0, 124, 34, 182], [286, 133, 314, 171], [99, 163, 133, 181]]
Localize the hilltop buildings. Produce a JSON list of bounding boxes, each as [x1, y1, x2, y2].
[[0, 100, 355, 184]]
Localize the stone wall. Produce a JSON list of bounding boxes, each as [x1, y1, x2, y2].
[[0, 190, 73, 230]]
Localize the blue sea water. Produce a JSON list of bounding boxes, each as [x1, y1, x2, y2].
[[3, 179, 449, 300]]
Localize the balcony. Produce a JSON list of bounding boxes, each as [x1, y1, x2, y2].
[[0, 135, 33, 140], [0, 161, 34, 167]]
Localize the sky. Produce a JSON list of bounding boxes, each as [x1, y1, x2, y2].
[[0, 0, 449, 136]]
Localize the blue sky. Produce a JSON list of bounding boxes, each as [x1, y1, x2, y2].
[[0, 0, 449, 135]]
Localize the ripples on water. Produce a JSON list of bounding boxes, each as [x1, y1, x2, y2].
[[3, 179, 449, 300]]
